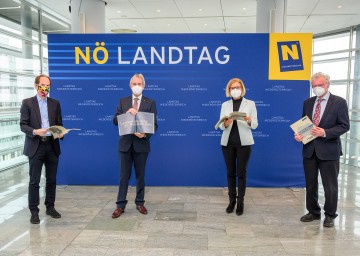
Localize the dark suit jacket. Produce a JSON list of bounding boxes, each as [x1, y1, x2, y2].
[[113, 96, 158, 153], [302, 93, 349, 160], [20, 96, 63, 157]]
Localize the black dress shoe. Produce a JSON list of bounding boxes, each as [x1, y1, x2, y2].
[[226, 201, 236, 213], [46, 208, 61, 218], [30, 213, 40, 224], [300, 213, 320, 222], [236, 203, 244, 216], [323, 216, 334, 227]]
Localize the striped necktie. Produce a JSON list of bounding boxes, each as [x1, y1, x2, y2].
[[133, 97, 139, 110], [313, 98, 324, 126]]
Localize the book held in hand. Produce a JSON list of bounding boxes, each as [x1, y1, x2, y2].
[[47, 126, 81, 139], [215, 111, 247, 130], [117, 112, 155, 136], [290, 116, 317, 144]]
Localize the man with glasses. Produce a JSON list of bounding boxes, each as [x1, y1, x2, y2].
[[20, 74, 63, 224], [112, 73, 158, 218], [294, 72, 349, 227]]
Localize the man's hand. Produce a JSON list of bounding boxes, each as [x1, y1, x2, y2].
[[34, 128, 48, 136], [134, 133, 146, 138], [294, 132, 303, 142], [127, 107, 138, 116], [311, 126, 325, 137]]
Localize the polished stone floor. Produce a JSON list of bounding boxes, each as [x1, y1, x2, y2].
[[0, 163, 359, 255]]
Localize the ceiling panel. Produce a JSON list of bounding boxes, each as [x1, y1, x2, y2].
[[286, 15, 309, 33], [312, 0, 360, 14], [302, 15, 355, 33], [221, 0, 256, 17], [184, 17, 225, 33], [146, 18, 190, 33], [287, 0, 317, 15], [1, 0, 360, 35], [175, 0, 222, 17], [224, 17, 256, 32], [130, 0, 182, 18], [105, 2, 143, 19]]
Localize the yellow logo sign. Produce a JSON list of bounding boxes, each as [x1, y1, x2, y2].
[[269, 33, 312, 80]]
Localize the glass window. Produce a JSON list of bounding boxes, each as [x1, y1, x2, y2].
[[312, 59, 348, 80], [351, 50, 360, 79], [352, 29, 357, 49], [0, 1, 70, 171], [345, 140, 360, 166], [313, 28, 360, 167], [328, 82, 347, 100], [348, 82, 360, 110], [41, 12, 70, 44], [313, 32, 350, 54], [313, 52, 348, 62]]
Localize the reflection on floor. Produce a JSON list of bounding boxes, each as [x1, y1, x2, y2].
[[0, 163, 359, 255]]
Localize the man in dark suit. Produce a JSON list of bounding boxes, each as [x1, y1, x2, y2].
[[112, 73, 158, 218], [295, 72, 350, 228], [20, 74, 64, 224]]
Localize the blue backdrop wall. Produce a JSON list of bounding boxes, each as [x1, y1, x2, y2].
[[48, 33, 310, 187]]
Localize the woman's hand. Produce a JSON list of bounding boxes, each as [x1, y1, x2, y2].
[[224, 118, 233, 128], [244, 116, 251, 126]]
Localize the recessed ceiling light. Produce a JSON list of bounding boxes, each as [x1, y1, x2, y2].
[[132, 24, 136, 27], [116, 10, 121, 13], [337, 5, 343, 8], [0, 6, 21, 10], [167, 24, 171, 26], [156, 9, 161, 12], [204, 23, 207, 26], [111, 29, 137, 33], [198, 9, 203, 12], [242, 7, 247, 11]]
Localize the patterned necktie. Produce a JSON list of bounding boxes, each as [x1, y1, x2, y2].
[[313, 98, 323, 126], [133, 97, 139, 110]]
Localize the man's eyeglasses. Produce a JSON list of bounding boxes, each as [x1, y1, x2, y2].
[[132, 83, 143, 86]]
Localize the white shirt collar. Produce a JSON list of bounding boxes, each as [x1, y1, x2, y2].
[[132, 94, 142, 101], [36, 94, 47, 103]]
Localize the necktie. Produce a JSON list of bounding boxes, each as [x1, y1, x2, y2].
[[313, 99, 323, 126], [133, 97, 139, 110]]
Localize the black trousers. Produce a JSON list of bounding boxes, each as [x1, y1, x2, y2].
[[28, 141, 59, 213], [116, 144, 148, 209], [222, 145, 252, 202], [303, 151, 339, 218]]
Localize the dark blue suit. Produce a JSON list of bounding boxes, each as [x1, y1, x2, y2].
[[113, 96, 157, 209], [302, 93, 349, 218], [20, 96, 63, 213]]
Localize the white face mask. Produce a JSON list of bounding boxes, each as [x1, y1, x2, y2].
[[313, 87, 326, 97], [230, 88, 242, 99], [131, 85, 143, 95]]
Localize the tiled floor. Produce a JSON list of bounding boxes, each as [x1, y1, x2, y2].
[[0, 163, 359, 255]]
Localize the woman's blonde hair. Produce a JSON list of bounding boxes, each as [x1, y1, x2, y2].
[[225, 78, 246, 97]]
